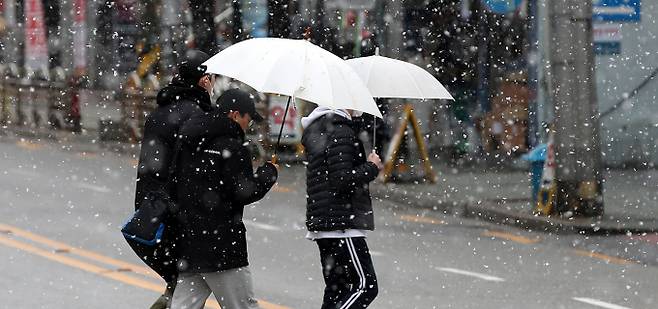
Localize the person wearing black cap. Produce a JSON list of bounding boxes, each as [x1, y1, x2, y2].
[[131, 49, 216, 309], [169, 88, 278, 309]]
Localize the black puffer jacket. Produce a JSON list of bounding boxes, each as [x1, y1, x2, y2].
[[134, 77, 213, 208], [301, 111, 379, 231], [173, 111, 278, 273], [129, 77, 212, 282]]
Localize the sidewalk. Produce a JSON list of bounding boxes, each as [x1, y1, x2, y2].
[[371, 161, 658, 234]]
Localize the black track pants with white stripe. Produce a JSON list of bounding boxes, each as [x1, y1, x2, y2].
[[316, 237, 378, 309]]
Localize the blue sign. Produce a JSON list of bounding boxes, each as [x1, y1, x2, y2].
[[595, 42, 622, 55], [483, 0, 524, 14], [242, 0, 269, 38], [593, 0, 641, 22]]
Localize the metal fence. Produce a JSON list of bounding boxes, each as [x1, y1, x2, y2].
[[1, 68, 158, 143]]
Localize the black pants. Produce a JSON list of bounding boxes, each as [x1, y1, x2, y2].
[[316, 237, 378, 309]]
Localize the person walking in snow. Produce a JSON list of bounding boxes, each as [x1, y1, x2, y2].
[[301, 106, 384, 308], [169, 89, 278, 309], [132, 49, 215, 309]]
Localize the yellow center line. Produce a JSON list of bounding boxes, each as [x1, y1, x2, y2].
[[16, 140, 43, 150], [0, 234, 165, 293], [77, 152, 97, 158], [0, 224, 290, 309], [572, 249, 635, 265], [0, 223, 159, 279], [482, 230, 541, 245], [400, 215, 447, 225]]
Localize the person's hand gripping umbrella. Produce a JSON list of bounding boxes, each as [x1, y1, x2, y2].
[[347, 47, 454, 181]]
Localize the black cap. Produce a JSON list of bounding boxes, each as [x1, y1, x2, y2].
[[216, 89, 264, 122], [177, 50, 210, 84]]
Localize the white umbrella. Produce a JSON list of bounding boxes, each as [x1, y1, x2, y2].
[[203, 38, 383, 118], [346, 48, 454, 150], [346, 48, 454, 100]]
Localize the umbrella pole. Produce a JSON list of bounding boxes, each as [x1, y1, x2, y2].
[[273, 96, 292, 163], [373, 115, 376, 154]]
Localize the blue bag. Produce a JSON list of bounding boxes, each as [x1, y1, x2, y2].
[[121, 191, 172, 246]]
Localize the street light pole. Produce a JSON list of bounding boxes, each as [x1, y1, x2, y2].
[[548, 0, 604, 216]]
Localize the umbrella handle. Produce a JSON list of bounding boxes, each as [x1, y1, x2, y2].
[[274, 96, 292, 158]]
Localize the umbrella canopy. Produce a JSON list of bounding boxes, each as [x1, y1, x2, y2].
[[346, 49, 454, 100], [203, 38, 383, 118]]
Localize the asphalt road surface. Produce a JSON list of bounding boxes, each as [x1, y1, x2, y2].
[[1, 137, 657, 309]]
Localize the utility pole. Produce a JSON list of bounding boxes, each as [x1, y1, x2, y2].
[[526, 0, 539, 147], [547, 0, 604, 216], [475, 0, 491, 114]]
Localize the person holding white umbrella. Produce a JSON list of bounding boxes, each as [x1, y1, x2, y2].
[[301, 106, 383, 308], [203, 38, 384, 308], [346, 47, 454, 182]]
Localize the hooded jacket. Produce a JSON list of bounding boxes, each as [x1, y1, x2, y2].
[[135, 77, 213, 208], [301, 107, 379, 231], [129, 77, 213, 282], [172, 111, 278, 273]]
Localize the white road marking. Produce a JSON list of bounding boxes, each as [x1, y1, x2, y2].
[[76, 183, 112, 193], [369, 250, 384, 257], [436, 267, 505, 282], [572, 297, 632, 309], [244, 221, 282, 231]]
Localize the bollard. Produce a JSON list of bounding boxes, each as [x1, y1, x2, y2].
[[20, 67, 42, 128], [48, 67, 67, 130], [122, 72, 143, 143], [1, 64, 21, 126], [13, 66, 29, 127], [32, 67, 51, 129], [138, 74, 159, 139], [0, 64, 6, 125], [66, 75, 83, 133]]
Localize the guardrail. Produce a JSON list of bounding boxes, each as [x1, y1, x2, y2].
[[1, 69, 158, 143]]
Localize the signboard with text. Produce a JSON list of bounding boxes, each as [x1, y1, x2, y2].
[[73, 0, 87, 75], [594, 23, 622, 55], [268, 95, 302, 144], [593, 0, 641, 22], [482, 0, 523, 14], [325, 0, 376, 10], [24, 0, 49, 71]]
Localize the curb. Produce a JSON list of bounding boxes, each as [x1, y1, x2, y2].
[[370, 183, 469, 215], [372, 182, 658, 235], [466, 203, 658, 234]]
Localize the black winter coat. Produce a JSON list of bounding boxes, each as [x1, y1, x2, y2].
[[135, 78, 213, 209], [130, 78, 212, 282], [301, 114, 379, 231], [173, 111, 278, 273]]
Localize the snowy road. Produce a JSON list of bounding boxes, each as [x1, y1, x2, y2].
[[1, 138, 656, 308]]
